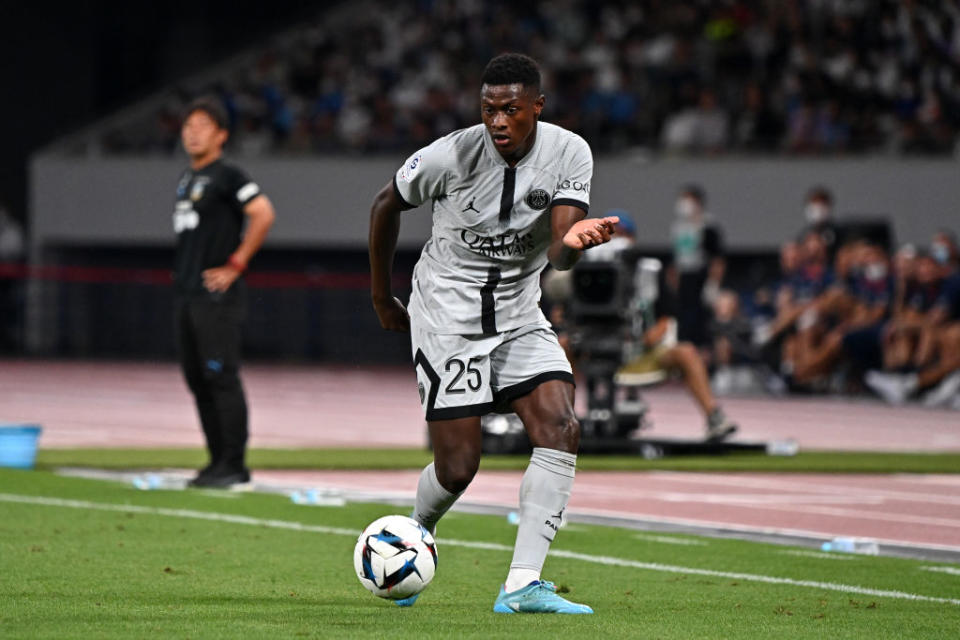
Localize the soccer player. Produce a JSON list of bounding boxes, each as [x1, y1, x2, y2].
[[174, 97, 276, 488], [368, 53, 618, 614]]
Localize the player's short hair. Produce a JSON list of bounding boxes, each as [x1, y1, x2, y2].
[[183, 96, 229, 130], [481, 53, 542, 93]]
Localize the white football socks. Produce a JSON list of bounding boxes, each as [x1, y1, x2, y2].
[[411, 462, 462, 535], [504, 447, 577, 593]]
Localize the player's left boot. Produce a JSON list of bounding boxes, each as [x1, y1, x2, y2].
[[705, 408, 738, 441], [493, 581, 593, 614], [393, 593, 420, 607]]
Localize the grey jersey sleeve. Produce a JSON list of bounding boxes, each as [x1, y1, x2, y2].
[[393, 139, 450, 209], [551, 135, 593, 213]]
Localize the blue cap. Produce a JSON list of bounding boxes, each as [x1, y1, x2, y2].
[[605, 209, 636, 235]]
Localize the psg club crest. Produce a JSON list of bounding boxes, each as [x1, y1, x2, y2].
[[525, 188, 551, 210]]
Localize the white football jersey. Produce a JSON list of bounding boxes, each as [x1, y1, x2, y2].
[[395, 121, 593, 335]]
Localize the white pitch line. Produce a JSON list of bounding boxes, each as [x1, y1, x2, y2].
[[780, 550, 856, 561], [632, 534, 708, 547], [922, 566, 960, 576], [3, 493, 960, 607]]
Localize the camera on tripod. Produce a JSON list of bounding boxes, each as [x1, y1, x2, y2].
[[479, 249, 665, 454], [567, 250, 663, 440]]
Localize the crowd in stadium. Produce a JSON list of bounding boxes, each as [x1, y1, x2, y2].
[[106, 0, 960, 157], [695, 188, 960, 408], [54, 1, 960, 408]]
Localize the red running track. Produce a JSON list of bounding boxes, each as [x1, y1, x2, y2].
[[2, 360, 959, 451], [3, 360, 959, 555]]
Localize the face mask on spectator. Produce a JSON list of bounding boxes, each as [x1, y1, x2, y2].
[[604, 236, 633, 253], [804, 202, 830, 224], [675, 197, 698, 219], [931, 243, 950, 265], [864, 263, 888, 281]]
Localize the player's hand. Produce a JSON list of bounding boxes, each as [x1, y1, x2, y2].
[[203, 265, 241, 293], [562, 216, 620, 250], [373, 295, 410, 332]]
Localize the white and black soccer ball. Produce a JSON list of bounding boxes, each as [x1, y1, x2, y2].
[[353, 515, 437, 600]]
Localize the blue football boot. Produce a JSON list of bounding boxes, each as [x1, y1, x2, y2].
[[492, 580, 593, 614]]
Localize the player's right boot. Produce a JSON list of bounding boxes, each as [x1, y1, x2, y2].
[[493, 581, 593, 614]]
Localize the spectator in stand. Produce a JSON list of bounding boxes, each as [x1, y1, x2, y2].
[[92, 2, 960, 159], [733, 82, 785, 151], [792, 240, 893, 387], [662, 87, 729, 154], [930, 230, 959, 275], [801, 186, 840, 261], [866, 248, 960, 406], [891, 243, 917, 316], [766, 230, 834, 345]]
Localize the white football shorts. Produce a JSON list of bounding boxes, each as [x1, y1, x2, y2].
[[410, 319, 574, 421]]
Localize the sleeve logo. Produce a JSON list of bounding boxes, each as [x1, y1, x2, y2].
[[555, 178, 590, 194], [236, 182, 260, 203], [399, 152, 423, 183]]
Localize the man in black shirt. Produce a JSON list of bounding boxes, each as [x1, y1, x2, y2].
[[174, 97, 276, 488]]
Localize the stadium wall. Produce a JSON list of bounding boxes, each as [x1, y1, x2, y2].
[[31, 155, 958, 251]]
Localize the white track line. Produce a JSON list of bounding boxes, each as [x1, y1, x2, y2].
[[641, 472, 960, 506], [2, 493, 959, 607], [750, 503, 960, 529], [560, 503, 960, 555]]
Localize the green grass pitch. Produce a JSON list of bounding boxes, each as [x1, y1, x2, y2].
[[2, 468, 959, 639]]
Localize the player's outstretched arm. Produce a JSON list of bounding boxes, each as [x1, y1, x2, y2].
[[548, 205, 620, 270], [369, 180, 410, 332]]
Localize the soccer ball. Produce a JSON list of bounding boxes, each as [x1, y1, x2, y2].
[[354, 515, 437, 600]]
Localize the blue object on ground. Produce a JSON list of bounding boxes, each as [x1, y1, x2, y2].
[[0, 424, 42, 469]]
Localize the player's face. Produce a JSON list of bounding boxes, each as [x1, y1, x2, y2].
[[481, 84, 544, 161], [181, 111, 227, 160]]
